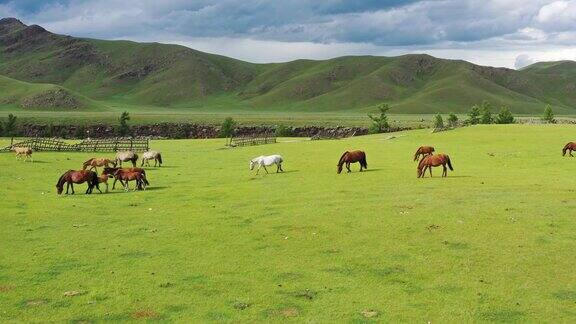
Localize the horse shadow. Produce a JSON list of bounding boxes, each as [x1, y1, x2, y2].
[[362, 168, 382, 173]]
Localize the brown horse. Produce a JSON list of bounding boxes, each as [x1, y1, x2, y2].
[[414, 146, 435, 161], [337, 150, 367, 174], [82, 158, 116, 172], [103, 167, 149, 190], [562, 142, 576, 156], [417, 154, 454, 178], [97, 173, 112, 193], [56, 170, 101, 194]]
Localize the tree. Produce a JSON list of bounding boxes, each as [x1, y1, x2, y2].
[[542, 104, 556, 124], [495, 106, 515, 124], [220, 117, 236, 138], [467, 104, 481, 125], [447, 113, 458, 127], [480, 101, 493, 124], [368, 103, 391, 133], [3, 113, 17, 136], [433, 113, 444, 129], [118, 111, 130, 136]]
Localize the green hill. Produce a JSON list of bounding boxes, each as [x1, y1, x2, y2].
[[1, 17, 576, 114]]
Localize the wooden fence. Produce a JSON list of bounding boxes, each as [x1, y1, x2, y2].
[[1, 137, 149, 152], [228, 133, 276, 147]]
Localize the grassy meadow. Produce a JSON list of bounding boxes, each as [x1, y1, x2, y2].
[[1, 125, 576, 322]]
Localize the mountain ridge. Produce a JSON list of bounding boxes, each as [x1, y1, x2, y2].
[[1, 17, 575, 114]]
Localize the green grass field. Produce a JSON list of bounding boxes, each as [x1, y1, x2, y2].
[[1, 125, 576, 322]]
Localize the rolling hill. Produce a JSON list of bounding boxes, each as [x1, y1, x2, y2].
[[1, 17, 576, 114]]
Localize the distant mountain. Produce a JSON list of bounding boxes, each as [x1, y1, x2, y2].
[[1, 17, 575, 114]]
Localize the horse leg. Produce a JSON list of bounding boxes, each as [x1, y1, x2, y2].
[[443, 165, 447, 177], [71, 183, 75, 194], [276, 163, 280, 173], [105, 182, 109, 193], [112, 178, 117, 189], [256, 165, 260, 175], [571, 149, 574, 157], [346, 162, 351, 173], [263, 165, 269, 174], [429, 166, 433, 177]]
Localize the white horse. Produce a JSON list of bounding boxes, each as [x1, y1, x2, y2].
[[141, 150, 163, 167], [249, 155, 284, 174]]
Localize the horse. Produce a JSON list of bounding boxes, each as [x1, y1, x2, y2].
[[417, 154, 454, 178], [13, 147, 33, 162], [414, 146, 435, 161], [56, 170, 100, 195], [82, 157, 116, 172], [103, 167, 149, 190], [249, 155, 284, 174], [115, 151, 138, 167], [113, 168, 148, 191], [562, 142, 576, 157], [337, 150, 367, 174], [141, 150, 163, 167], [97, 173, 112, 193]]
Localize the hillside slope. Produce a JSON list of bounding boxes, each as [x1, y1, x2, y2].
[[1, 17, 576, 114]]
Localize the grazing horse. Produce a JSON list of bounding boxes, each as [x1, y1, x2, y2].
[[417, 154, 454, 178], [115, 151, 138, 167], [113, 168, 148, 191], [56, 170, 100, 194], [337, 150, 367, 174], [414, 146, 435, 161], [13, 147, 33, 162], [82, 157, 116, 172], [103, 167, 149, 190], [141, 150, 163, 167], [249, 155, 284, 174], [562, 142, 576, 157]]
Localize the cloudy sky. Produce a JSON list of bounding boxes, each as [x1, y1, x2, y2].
[[1, 0, 576, 68]]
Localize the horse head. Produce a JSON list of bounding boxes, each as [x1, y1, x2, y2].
[[249, 160, 256, 170]]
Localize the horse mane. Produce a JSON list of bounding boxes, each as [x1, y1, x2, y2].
[[414, 147, 422, 161], [56, 170, 72, 189], [337, 151, 349, 173], [82, 158, 94, 169]]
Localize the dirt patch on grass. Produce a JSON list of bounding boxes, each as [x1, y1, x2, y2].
[[0, 285, 15, 292], [131, 309, 159, 320], [25, 299, 47, 307], [361, 309, 380, 318], [269, 306, 300, 318]]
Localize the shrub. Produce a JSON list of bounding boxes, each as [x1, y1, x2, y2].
[[433, 113, 444, 129], [467, 105, 481, 125], [275, 124, 293, 137], [447, 113, 458, 127], [368, 103, 391, 134], [3, 113, 16, 136], [118, 111, 130, 136], [219, 117, 236, 138], [480, 101, 493, 124], [542, 104, 556, 124], [495, 106, 515, 124]]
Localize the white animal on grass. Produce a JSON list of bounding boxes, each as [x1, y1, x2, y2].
[[249, 155, 284, 174]]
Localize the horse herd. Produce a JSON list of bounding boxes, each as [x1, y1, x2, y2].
[[55, 150, 162, 195], [9, 140, 576, 195], [250, 145, 453, 178]]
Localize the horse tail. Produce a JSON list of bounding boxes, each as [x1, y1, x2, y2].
[[360, 152, 368, 169], [563, 143, 570, 156], [157, 153, 162, 165], [413, 147, 422, 161], [337, 151, 349, 174], [417, 156, 427, 177], [446, 155, 454, 171], [142, 173, 150, 185]]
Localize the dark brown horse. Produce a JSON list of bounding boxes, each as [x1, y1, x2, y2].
[[562, 142, 576, 156], [337, 150, 367, 174], [414, 146, 435, 161], [56, 170, 101, 194], [417, 154, 454, 178], [103, 167, 149, 190]]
